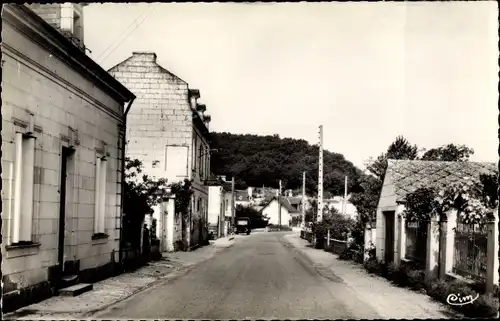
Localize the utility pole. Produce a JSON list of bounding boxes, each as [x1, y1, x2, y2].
[[301, 171, 306, 228], [343, 176, 348, 216], [278, 179, 282, 231], [317, 125, 324, 222], [231, 176, 235, 234]]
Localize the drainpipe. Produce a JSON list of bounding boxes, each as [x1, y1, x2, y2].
[[119, 97, 135, 268]]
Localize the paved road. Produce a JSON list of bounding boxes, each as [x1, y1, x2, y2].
[[92, 232, 381, 319]]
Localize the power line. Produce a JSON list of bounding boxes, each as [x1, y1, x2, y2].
[[99, 4, 154, 65], [95, 5, 152, 62]]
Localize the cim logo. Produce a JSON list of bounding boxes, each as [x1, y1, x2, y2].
[[446, 293, 480, 306]]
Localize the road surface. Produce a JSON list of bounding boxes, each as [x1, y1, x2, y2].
[[92, 232, 381, 319]]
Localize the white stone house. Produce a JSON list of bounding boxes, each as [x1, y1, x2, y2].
[[1, 4, 135, 312], [108, 52, 212, 250], [207, 177, 232, 239], [260, 197, 295, 227], [375, 160, 498, 291]]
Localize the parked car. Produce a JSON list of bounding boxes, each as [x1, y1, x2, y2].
[[235, 217, 251, 235]]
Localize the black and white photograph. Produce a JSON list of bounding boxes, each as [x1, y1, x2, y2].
[[1, 1, 498, 319]]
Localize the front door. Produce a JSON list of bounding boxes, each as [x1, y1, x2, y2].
[[57, 147, 72, 274], [384, 211, 395, 264]]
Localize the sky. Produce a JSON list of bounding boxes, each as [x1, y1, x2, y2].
[[83, 2, 498, 170]]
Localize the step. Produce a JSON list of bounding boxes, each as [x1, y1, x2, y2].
[[60, 274, 79, 288], [58, 283, 93, 297]]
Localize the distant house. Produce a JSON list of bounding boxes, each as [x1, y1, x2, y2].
[[2, 4, 135, 312], [108, 52, 212, 250], [260, 197, 300, 227], [324, 195, 358, 220], [375, 159, 498, 286], [207, 176, 232, 239]]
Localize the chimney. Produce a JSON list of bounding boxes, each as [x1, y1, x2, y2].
[[132, 51, 157, 63], [27, 3, 87, 52], [188, 89, 200, 110]]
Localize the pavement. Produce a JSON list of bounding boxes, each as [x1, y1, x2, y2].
[[4, 236, 235, 320]]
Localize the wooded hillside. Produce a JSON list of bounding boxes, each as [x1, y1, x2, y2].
[[209, 132, 365, 196]]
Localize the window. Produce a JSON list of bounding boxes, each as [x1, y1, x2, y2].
[[94, 156, 107, 235], [197, 197, 202, 213], [198, 144, 204, 179], [11, 133, 36, 243], [192, 135, 197, 170], [165, 145, 188, 178]]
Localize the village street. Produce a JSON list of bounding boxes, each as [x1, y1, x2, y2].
[[85, 231, 456, 320]]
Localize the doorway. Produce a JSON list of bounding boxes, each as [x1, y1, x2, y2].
[[57, 146, 74, 275], [384, 211, 395, 264]]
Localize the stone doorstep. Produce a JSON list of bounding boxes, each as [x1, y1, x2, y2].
[[58, 283, 93, 297]]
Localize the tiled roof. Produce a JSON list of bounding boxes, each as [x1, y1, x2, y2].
[[260, 196, 300, 213], [386, 159, 497, 202], [288, 197, 303, 205]]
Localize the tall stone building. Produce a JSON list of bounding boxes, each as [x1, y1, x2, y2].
[[108, 52, 212, 250]]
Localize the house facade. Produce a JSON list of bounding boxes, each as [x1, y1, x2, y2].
[[207, 177, 232, 238], [108, 52, 212, 250], [260, 197, 293, 227], [375, 159, 498, 290], [1, 4, 135, 312], [324, 196, 358, 220]]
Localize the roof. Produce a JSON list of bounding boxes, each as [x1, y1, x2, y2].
[[260, 197, 300, 213], [4, 5, 135, 105], [385, 159, 497, 203], [288, 197, 303, 206]]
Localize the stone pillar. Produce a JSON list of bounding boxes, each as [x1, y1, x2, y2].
[[438, 212, 448, 280], [486, 210, 499, 293], [396, 214, 406, 266], [445, 210, 457, 274], [425, 218, 440, 282], [165, 197, 176, 252], [327, 229, 330, 247]]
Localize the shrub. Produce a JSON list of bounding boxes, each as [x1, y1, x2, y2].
[[386, 263, 409, 287], [364, 258, 384, 275], [466, 293, 499, 318], [406, 269, 425, 291], [426, 279, 449, 300]]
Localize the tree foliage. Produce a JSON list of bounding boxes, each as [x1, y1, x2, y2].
[[349, 174, 383, 223], [311, 207, 355, 240], [366, 135, 419, 181], [421, 144, 474, 162], [123, 158, 168, 248], [402, 174, 498, 224], [210, 132, 365, 195]]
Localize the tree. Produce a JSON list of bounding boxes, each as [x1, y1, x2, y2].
[[366, 135, 419, 181], [123, 158, 168, 249], [421, 144, 474, 162], [349, 174, 383, 223]]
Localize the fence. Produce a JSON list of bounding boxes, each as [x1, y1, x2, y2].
[[453, 221, 488, 281], [326, 238, 347, 255], [405, 220, 427, 264]]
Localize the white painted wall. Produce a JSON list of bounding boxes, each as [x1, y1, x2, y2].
[[261, 199, 291, 227]]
